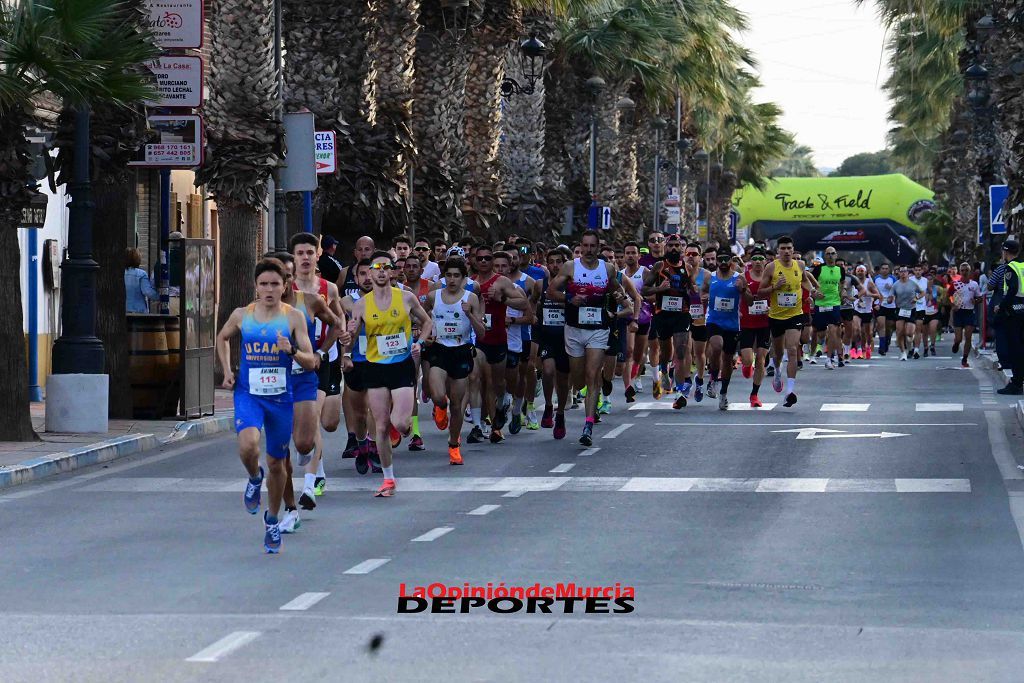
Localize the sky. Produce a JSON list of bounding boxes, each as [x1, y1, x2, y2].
[[731, 0, 892, 170]]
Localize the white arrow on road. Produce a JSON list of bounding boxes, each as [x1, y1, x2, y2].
[[773, 427, 909, 440]]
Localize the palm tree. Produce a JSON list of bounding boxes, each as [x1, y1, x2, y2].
[[0, 0, 157, 440], [196, 0, 284, 336], [771, 144, 820, 177]]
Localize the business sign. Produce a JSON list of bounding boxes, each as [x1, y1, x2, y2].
[[665, 206, 681, 225], [990, 184, 1009, 234], [128, 115, 203, 168], [144, 0, 203, 49], [145, 56, 203, 108], [315, 131, 336, 174]]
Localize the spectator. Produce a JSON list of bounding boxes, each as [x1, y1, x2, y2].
[[317, 234, 342, 283], [125, 248, 158, 313]]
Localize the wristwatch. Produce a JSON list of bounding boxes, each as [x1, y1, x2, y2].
[[319, 351, 330, 364]]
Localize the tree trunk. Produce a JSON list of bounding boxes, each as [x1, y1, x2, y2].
[[93, 179, 133, 418], [0, 227, 38, 441], [216, 202, 260, 375]]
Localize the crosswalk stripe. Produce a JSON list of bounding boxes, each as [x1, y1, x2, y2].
[[916, 403, 964, 412], [820, 403, 870, 412], [82, 476, 970, 495], [726, 402, 777, 411]]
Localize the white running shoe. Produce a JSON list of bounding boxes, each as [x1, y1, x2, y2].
[[718, 394, 729, 411], [900, 351, 908, 361], [706, 380, 718, 399], [824, 357, 834, 369], [279, 509, 301, 534], [772, 373, 783, 393], [634, 377, 643, 391]]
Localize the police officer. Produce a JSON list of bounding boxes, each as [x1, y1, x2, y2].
[[996, 239, 1023, 395]]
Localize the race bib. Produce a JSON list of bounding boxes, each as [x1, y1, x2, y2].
[[357, 335, 368, 355], [689, 304, 704, 318], [816, 305, 832, 313], [507, 307, 523, 319], [750, 299, 769, 315], [483, 313, 492, 330], [714, 297, 735, 312], [899, 308, 912, 318], [376, 331, 408, 357], [778, 292, 798, 307], [248, 367, 286, 396], [662, 296, 683, 312], [925, 305, 938, 315], [439, 321, 462, 342], [543, 307, 565, 326], [579, 307, 602, 324]]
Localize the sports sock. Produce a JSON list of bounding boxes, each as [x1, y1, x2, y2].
[[316, 459, 325, 478], [720, 377, 731, 394], [527, 401, 535, 412], [382, 465, 395, 479], [695, 375, 703, 386], [751, 382, 760, 396], [304, 473, 316, 491], [659, 361, 668, 374], [585, 416, 595, 425], [470, 408, 481, 425], [513, 397, 524, 416], [786, 378, 795, 394], [411, 416, 420, 437]]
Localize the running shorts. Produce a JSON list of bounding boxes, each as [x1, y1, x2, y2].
[[875, 307, 895, 320], [505, 350, 522, 369], [840, 308, 854, 322], [895, 310, 916, 323], [706, 323, 739, 355], [343, 360, 368, 393], [565, 325, 609, 357], [292, 370, 319, 403], [537, 328, 570, 374], [363, 357, 417, 391], [605, 319, 626, 359], [476, 342, 508, 365], [812, 306, 842, 329], [234, 391, 293, 460], [953, 309, 977, 328], [739, 327, 771, 351], [653, 312, 691, 340], [769, 315, 804, 338], [317, 356, 342, 396], [690, 324, 709, 343], [426, 343, 474, 381]]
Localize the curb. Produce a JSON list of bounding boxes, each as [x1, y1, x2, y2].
[[1018, 401, 1024, 433], [0, 413, 233, 492]]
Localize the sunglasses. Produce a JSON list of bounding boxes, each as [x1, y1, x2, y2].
[[750, 255, 766, 262], [648, 237, 665, 243], [476, 255, 493, 261], [414, 246, 430, 252], [370, 262, 394, 271]]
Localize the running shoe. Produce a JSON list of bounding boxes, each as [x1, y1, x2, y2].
[[342, 433, 359, 459], [448, 443, 463, 465], [766, 365, 775, 377], [783, 392, 798, 408], [797, 359, 803, 369], [824, 357, 834, 369], [553, 413, 566, 440], [602, 379, 614, 397], [433, 404, 449, 430], [961, 357, 970, 368], [681, 379, 693, 396], [865, 347, 872, 359], [750, 394, 763, 408], [355, 443, 370, 475], [375, 479, 396, 497], [741, 364, 753, 379], [314, 477, 326, 496], [493, 394, 512, 430], [706, 380, 718, 399], [772, 373, 783, 393], [635, 377, 643, 391], [526, 410, 540, 430], [264, 512, 282, 553], [929, 345, 936, 356], [299, 488, 317, 511], [815, 345, 823, 357], [467, 425, 485, 443], [912, 349, 920, 360], [694, 380, 704, 402], [660, 373, 672, 393], [837, 358, 845, 368], [389, 425, 402, 448], [367, 441, 382, 470], [408, 435, 425, 451], [541, 405, 554, 429], [509, 412, 523, 434], [598, 396, 611, 414], [279, 509, 301, 534], [579, 422, 593, 447], [900, 351, 907, 361], [952, 341, 960, 354], [625, 385, 637, 403], [922, 347, 929, 358], [672, 394, 687, 410], [244, 467, 264, 515], [997, 384, 1024, 395], [490, 428, 504, 443], [652, 381, 663, 400], [809, 357, 818, 365], [718, 394, 729, 411]]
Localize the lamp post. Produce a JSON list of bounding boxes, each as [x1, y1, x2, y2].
[[272, 0, 287, 249], [965, 59, 998, 265], [651, 117, 668, 231], [693, 148, 709, 233], [585, 76, 606, 202], [501, 36, 548, 100]]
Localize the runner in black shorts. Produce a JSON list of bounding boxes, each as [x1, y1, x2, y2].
[[536, 249, 571, 439]]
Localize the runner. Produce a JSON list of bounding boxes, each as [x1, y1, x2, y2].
[[739, 248, 771, 407], [547, 230, 627, 445], [640, 232, 665, 378], [495, 249, 537, 435], [621, 242, 652, 403], [338, 261, 378, 475], [338, 235, 376, 297], [910, 263, 930, 359], [423, 257, 487, 464], [414, 237, 442, 281], [760, 236, 821, 408], [536, 249, 571, 438], [598, 244, 640, 415], [950, 262, 983, 368], [346, 251, 433, 497], [891, 265, 925, 361], [684, 243, 714, 401], [872, 263, 897, 355], [403, 255, 434, 451], [810, 248, 844, 369], [703, 247, 748, 410], [216, 257, 318, 553], [851, 264, 880, 359], [641, 238, 695, 409]]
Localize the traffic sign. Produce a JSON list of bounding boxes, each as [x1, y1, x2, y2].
[[280, 112, 317, 192], [601, 206, 612, 230], [145, 56, 203, 108], [990, 184, 1009, 234], [315, 131, 336, 174], [728, 208, 739, 240], [144, 0, 203, 49], [587, 204, 601, 229]]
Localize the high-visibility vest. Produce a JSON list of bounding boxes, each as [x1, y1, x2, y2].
[[1004, 261, 1024, 297]]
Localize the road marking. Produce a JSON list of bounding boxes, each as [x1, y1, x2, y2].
[[916, 403, 964, 412], [467, 504, 500, 516], [635, 411, 650, 417], [820, 403, 870, 412], [186, 631, 261, 663], [773, 427, 909, 440], [985, 411, 1023, 481], [412, 527, 454, 542], [756, 478, 829, 493], [654, 422, 976, 428], [727, 402, 777, 411], [894, 479, 973, 493], [579, 447, 601, 456], [628, 402, 675, 410], [602, 423, 633, 439], [279, 592, 330, 611], [617, 477, 969, 493], [344, 558, 390, 575], [550, 463, 575, 473], [502, 490, 527, 498]]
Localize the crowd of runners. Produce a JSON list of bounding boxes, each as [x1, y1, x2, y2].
[[215, 230, 1008, 553]]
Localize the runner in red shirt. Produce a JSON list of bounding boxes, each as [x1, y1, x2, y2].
[[739, 248, 771, 407]]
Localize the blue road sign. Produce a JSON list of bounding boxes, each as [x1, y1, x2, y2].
[[601, 206, 612, 230], [587, 203, 600, 229], [990, 184, 1008, 235], [728, 208, 739, 241]]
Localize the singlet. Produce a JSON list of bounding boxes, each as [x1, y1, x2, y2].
[[706, 272, 741, 331], [768, 260, 804, 320], [952, 278, 982, 310], [911, 276, 929, 312], [566, 258, 611, 329], [840, 276, 857, 311], [341, 266, 360, 298], [506, 273, 529, 352], [477, 274, 507, 345], [854, 279, 875, 315], [654, 263, 691, 316], [622, 266, 653, 324], [289, 292, 317, 377], [432, 289, 473, 348], [538, 275, 566, 330], [740, 271, 769, 329], [689, 268, 708, 325], [874, 275, 896, 308], [299, 278, 337, 361], [349, 290, 368, 362], [363, 287, 412, 364], [924, 283, 940, 315], [238, 303, 294, 397], [815, 265, 842, 308]]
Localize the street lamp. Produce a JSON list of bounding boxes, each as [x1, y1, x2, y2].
[[651, 116, 668, 231], [501, 36, 547, 99], [585, 76, 606, 201], [439, 0, 473, 43]]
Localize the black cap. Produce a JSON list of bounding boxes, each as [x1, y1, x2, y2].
[[321, 235, 338, 249], [1002, 238, 1020, 254]]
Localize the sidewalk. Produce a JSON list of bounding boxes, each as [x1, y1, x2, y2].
[[976, 346, 1024, 433], [0, 390, 235, 490]]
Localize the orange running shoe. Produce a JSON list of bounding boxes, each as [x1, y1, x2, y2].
[[741, 364, 753, 379], [448, 443, 463, 466], [433, 404, 449, 430], [375, 478, 396, 497], [864, 347, 872, 359], [389, 425, 401, 448], [750, 394, 763, 408]]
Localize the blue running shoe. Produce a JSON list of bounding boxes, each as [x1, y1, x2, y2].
[[694, 380, 704, 403], [244, 467, 264, 515], [680, 379, 693, 396], [264, 511, 281, 554]]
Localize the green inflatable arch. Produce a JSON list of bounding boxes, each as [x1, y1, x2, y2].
[[732, 174, 935, 264]]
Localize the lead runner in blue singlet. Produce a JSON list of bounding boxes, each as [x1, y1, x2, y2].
[[216, 257, 319, 554]]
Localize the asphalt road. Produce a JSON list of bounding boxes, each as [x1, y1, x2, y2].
[[3, 341, 1024, 682]]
